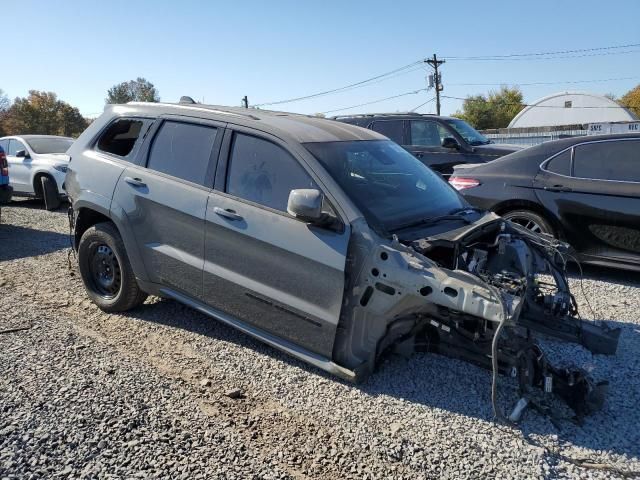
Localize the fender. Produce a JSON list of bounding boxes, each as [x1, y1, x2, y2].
[[73, 194, 150, 283]]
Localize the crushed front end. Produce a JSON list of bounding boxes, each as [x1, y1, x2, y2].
[[334, 216, 620, 422]]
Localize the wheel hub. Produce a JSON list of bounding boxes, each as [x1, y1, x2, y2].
[[506, 216, 543, 234], [89, 244, 121, 298]]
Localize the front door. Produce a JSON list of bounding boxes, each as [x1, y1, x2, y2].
[[203, 130, 350, 357], [6, 138, 32, 193], [113, 118, 223, 297], [406, 119, 473, 175], [535, 138, 640, 267]]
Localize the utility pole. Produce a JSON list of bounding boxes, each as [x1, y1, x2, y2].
[[425, 54, 445, 115], [241, 95, 249, 108]]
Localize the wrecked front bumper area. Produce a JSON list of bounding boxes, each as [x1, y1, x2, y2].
[[335, 217, 620, 422]]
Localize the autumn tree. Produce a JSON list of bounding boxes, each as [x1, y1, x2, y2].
[[619, 84, 640, 118], [0, 89, 10, 136], [1, 90, 88, 137], [453, 86, 525, 130], [106, 77, 160, 104]]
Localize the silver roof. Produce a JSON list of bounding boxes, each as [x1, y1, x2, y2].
[[122, 102, 386, 143]]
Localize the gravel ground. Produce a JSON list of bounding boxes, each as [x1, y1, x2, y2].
[[1, 199, 639, 479]]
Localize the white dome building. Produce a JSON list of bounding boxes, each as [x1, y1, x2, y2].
[[508, 91, 638, 128]]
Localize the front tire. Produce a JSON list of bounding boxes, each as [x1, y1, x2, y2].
[[502, 210, 554, 236], [40, 175, 61, 211], [78, 222, 147, 311]]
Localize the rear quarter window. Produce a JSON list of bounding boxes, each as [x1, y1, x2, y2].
[[545, 149, 571, 176], [96, 118, 152, 160]]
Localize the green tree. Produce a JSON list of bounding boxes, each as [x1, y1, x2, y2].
[[106, 77, 160, 104], [619, 84, 640, 118], [453, 86, 525, 130], [2, 90, 88, 137]]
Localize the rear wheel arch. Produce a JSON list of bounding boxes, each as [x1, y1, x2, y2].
[[73, 204, 149, 283], [74, 207, 113, 249], [77, 221, 148, 311], [492, 200, 562, 238]]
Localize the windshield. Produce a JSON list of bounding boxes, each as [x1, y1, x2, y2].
[[25, 137, 73, 154], [304, 140, 466, 232], [444, 119, 489, 146]]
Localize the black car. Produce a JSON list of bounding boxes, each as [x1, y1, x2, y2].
[[449, 134, 640, 271], [332, 113, 521, 175]]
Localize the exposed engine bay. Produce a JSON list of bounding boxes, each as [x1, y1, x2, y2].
[[334, 216, 620, 423]]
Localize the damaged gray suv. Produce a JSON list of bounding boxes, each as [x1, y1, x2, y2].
[[66, 101, 620, 420]]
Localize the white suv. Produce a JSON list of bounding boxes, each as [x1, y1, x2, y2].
[[0, 135, 74, 210]]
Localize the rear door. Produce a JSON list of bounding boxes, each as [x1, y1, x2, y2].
[[6, 138, 32, 193], [203, 129, 350, 357], [369, 119, 406, 146], [535, 138, 640, 266], [113, 117, 224, 297]]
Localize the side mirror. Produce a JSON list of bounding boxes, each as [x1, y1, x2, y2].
[[287, 189, 323, 222], [15, 149, 28, 158], [442, 137, 460, 150]]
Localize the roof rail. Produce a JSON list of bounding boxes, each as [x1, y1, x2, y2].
[[126, 102, 262, 120]]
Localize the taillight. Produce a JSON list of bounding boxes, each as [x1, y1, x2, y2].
[[0, 151, 7, 177], [449, 177, 480, 191]]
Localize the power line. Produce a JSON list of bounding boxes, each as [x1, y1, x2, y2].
[[444, 49, 640, 62], [410, 96, 436, 112], [443, 42, 640, 60], [448, 75, 640, 87], [442, 95, 631, 108], [321, 88, 428, 114], [254, 41, 640, 107], [253, 60, 423, 107]]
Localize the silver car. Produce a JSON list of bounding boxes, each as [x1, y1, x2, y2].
[[0, 135, 73, 210], [66, 101, 619, 420]]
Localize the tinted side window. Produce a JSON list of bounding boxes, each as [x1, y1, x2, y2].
[[410, 120, 447, 147], [370, 121, 404, 144], [545, 149, 571, 176], [147, 121, 218, 186], [97, 119, 148, 158], [573, 140, 640, 182], [7, 139, 27, 156], [226, 133, 317, 212]]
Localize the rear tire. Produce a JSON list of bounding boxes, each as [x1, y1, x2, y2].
[[40, 176, 61, 211], [78, 222, 147, 312], [502, 210, 554, 236]]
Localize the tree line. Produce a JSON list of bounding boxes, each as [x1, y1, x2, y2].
[[1, 77, 638, 136], [453, 84, 640, 130], [0, 78, 160, 138]]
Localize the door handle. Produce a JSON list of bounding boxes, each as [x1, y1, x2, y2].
[[124, 176, 147, 188], [213, 206, 243, 221], [543, 185, 572, 193]]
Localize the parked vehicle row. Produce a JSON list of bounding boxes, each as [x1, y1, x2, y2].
[[63, 102, 619, 417], [449, 134, 640, 271], [0, 135, 73, 210]]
